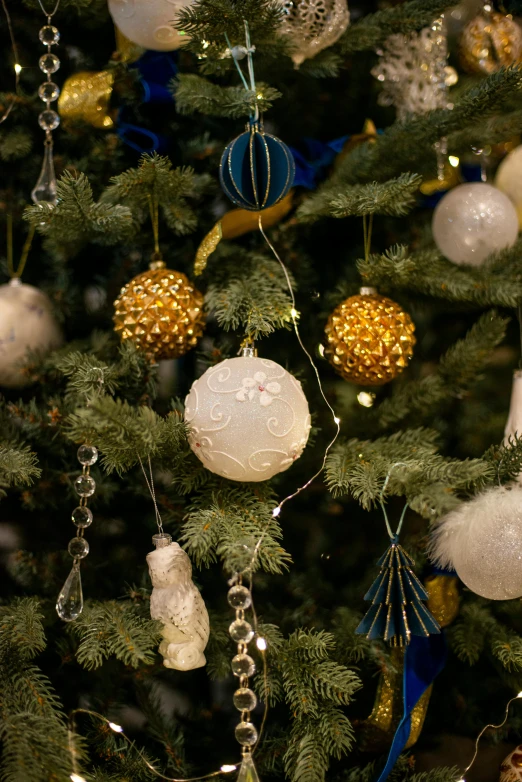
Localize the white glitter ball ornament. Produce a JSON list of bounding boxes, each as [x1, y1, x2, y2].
[[184, 355, 311, 482], [495, 145, 522, 228], [278, 0, 350, 67], [429, 486, 522, 600], [108, 0, 193, 52], [0, 279, 63, 388], [432, 182, 519, 266]]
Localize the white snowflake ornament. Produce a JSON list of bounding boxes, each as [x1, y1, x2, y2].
[[147, 536, 209, 671], [278, 0, 350, 67]]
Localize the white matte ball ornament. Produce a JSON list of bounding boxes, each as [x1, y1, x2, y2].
[[108, 0, 192, 52], [432, 182, 519, 266], [0, 279, 63, 388], [429, 486, 522, 600], [495, 145, 522, 228], [184, 355, 311, 482]]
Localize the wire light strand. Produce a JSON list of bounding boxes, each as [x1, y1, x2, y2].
[[258, 216, 341, 517], [0, 0, 21, 125]]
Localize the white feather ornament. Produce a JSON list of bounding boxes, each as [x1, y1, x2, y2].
[[429, 485, 522, 600], [147, 537, 209, 670]]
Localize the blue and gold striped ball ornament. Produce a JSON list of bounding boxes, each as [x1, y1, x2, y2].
[[219, 122, 295, 211]]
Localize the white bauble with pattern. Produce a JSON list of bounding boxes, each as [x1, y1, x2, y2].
[[108, 0, 192, 52], [184, 355, 311, 482], [0, 279, 63, 388]]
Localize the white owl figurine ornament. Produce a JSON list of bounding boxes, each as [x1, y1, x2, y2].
[[147, 534, 209, 671]]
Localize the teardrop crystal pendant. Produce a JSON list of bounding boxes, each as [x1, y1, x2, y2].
[[31, 141, 57, 205], [56, 561, 83, 622], [237, 753, 260, 782]]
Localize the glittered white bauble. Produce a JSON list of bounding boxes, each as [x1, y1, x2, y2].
[[0, 279, 63, 388], [278, 0, 350, 67], [429, 486, 522, 600], [184, 355, 311, 482], [500, 744, 522, 782], [108, 0, 192, 52], [495, 145, 522, 228], [432, 182, 519, 266]]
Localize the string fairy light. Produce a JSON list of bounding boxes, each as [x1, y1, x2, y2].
[[456, 691, 522, 781], [0, 0, 22, 125]]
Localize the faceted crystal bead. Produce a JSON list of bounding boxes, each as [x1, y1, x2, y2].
[[77, 444, 98, 466], [237, 753, 260, 782], [39, 25, 60, 45], [56, 561, 83, 621], [233, 687, 257, 712], [31, 141, 57, 204], [38, 81, 60, 102], [74, 474, 96, 497], [68, 537, 89, 559], [39, 53, 60, 74], [227, 585, 252, 610], [229, 619, 254, 643], [231, 653, 256, 677], [71, 506, 93, 528], [38, 109, 60, 131], [235, 721, 258, 746]]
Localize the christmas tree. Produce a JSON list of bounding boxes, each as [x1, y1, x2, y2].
[[4, 1, 522, 781]]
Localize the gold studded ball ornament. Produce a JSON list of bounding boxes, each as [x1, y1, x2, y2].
[[459, 10, 522, 75], [324, 288, 416, 386], [113, 262, 205, 360]]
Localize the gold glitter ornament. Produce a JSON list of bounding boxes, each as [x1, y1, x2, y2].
[[459, 10, 522, 75], [58, 70, 115, 129], [113, 261, 205, 360], [324, 287, 416, 386]]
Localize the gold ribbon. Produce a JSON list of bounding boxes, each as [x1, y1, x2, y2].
[[194, 192, 294, 275]]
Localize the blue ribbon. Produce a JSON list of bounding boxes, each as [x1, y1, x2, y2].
[[375, 633, 447, 782], [289, 136, 349, 189]]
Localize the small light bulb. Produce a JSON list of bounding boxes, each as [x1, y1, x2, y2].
[[517, 691, 522, 698], [290, 307, 298, 318], [448, 155, 459, 168], [108, 722, 123, 733], [357, 391, 375, 408], [256, 637, 267, 651], [272, 506, 281, 517], [14, 63, 22, 74], [221, 765, 237, 774], [318, 344, 325, 357], [70, 775, 87, 782], [334, 416, 341, 425]]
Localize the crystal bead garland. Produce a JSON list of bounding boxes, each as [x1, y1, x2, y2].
[[31, 13, 61, 205], [56, 445, 98, 622], [228, 580, 261, 782]]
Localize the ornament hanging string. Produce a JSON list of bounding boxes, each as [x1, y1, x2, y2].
[[137, 454, 164, 535], [457, 691, 522, 782], [378, 462, 409, 540], [37, 0, 61, 19], [258, 215, 341, 517], [147, 194, 162, 260], [5, 214, 36, 279], [224, 22, 259, 123], [0, 0, 21, 125]]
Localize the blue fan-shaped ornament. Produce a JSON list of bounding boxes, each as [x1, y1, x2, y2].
[[356, 536, 441, 647], [220, 121, 295, 211]]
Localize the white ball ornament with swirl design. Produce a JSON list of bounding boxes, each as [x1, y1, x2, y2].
[[107, 0, 194, 52], [184, 355, 311, 482]]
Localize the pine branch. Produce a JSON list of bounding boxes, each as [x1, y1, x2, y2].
[[174, 74, 281, 118], [0, 129, 32, 161], [70, 601, 162, 670], [338, 0, 456, 53], [0, 443, 41, 497], [205, 252, 293, 339], [181, 485, 291, 574], [24, 171, 134, 253], [102, 153, 209, 235], [358, 244, 522, 307], [0, 598, 46, 659], [483, 436, 522, 484], [372, 311, 509, 430], [448, 603, 496, 665], [297, 174, 422, 223]]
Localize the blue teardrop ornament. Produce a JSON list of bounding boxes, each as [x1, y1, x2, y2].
[[220, 123, 295, 211]]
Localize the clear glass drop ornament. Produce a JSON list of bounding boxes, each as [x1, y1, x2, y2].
[[56, 561, 83, 621], [31, 141, 57, 205], [237, 753, 260, 782]]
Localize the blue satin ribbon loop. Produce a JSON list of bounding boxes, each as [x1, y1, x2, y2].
[[289, 135, 350, 189]]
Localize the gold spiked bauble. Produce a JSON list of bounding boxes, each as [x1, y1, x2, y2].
[[459, 11, 522, 75], [113, 261, 205, 360], [324, 288, 415, 386]]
